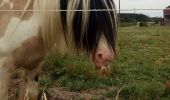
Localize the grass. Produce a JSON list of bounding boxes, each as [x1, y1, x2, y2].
[[40, 26, 170, 99]]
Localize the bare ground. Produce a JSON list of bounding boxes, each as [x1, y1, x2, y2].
[[48, 87, 116, 100], [8, 78, 117, 100]]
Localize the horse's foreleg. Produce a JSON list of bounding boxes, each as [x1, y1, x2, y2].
[[19, 62, 43, 100], [0, 57, 16, 100]]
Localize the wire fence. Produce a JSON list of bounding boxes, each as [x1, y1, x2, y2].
[[0, 8, 169, 26], [0, 8, 169, 12]]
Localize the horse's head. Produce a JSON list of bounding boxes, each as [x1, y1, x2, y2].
[[33, 0, 117, 75], [65, 0, 118, 75]]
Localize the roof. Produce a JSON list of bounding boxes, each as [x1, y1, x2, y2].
[[164, 6, 170, 15], [167, 6, 170, 8]]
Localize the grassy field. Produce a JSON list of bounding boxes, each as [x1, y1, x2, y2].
[[40, 26, 170, 99]]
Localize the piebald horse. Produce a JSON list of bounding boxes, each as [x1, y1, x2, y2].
[[0, 0, 117, 99]]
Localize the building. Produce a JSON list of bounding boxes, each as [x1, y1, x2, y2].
[[163, 6, 170, 25]]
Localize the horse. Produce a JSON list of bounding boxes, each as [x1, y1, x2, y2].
[[0, 0, 117, 99]]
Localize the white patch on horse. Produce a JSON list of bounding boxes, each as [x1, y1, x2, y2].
[[0, 15, 39, 58]]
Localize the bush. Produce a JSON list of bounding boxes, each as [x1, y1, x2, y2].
[[139, 22, 148, 27], [120, 22, 137, 27]]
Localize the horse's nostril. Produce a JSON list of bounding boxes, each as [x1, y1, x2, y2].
[[95, 52, 114, 64], [97, 53, 103, 60]]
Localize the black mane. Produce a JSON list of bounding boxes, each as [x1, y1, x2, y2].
[[60, 0, 117, 54]]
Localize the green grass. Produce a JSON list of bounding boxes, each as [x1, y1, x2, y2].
[[40, 26, 170, 99]]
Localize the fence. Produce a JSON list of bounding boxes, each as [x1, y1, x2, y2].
[[0, 8, 170, 27]]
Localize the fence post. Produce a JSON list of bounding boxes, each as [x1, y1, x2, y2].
[[118, 0, 121, 27]]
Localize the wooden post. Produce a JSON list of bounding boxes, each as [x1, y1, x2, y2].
[[119, 0, 121, 27]]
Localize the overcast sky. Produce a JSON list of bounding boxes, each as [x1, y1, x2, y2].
[[114, 0, 170, 17]]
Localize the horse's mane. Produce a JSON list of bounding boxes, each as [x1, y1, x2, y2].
[[29, 0, 117, 55]]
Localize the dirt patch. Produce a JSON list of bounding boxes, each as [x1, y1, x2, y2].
[[9, 78, 117, 100], [48, 87, 117, 100], [9, 79, 21, 100]]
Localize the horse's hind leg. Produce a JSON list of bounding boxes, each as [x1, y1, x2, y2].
[[19, 62, 43, 100], [0, 57, 16, 100]]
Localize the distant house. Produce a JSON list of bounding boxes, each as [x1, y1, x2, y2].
[[163, 6, 170, 25]]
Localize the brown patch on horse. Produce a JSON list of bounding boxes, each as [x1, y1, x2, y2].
[[1, 57, 16, 72], [11, 35, 46, 70]]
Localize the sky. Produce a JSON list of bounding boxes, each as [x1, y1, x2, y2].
[[114, 0, 170, 17]]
